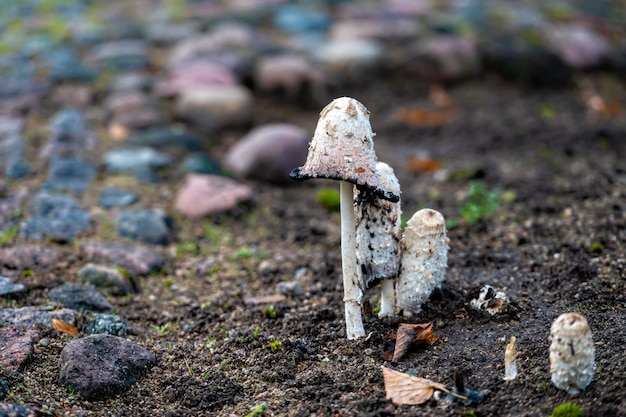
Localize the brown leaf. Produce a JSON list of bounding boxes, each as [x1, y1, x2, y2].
[[382, 367, 438, 405], [51, 318, 79, 336], [399, 322, 439, 346], [396, 107, 456, 127], [392, 326, 416, 362], [586, 94, 623, 118], [406, 157, 442, 173]]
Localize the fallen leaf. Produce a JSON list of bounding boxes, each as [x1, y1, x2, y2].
[[382, 367, 465, 406], [51, 318, 79, 336], [586, 94, 623, 118], [429, 85, 455, 107], [396, 107, 456, 127], [402, 322, 439, 346], [391, 326, 416, 362], [385, 323, 439, 363], [406, 157, 442, 173], [243, 294, 286, 305]]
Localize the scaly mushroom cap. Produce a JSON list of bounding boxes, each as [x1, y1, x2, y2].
[[355, 161, 402, 288], [290, 97, 399, 202]]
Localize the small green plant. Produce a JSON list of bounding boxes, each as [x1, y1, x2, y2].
[[550, 402, 583, 417], [0, 226, 18, 246], [589, 242, 605, 254], [176, 241, 198, 257], [151, 323, 172, 335], [316, 188, 341, 212], [253, 326, 260, 338], [163, 277, 174, 289], [244, 403, 267, 417], [267, 340, 283, 352], [203, 221, 224, 245], [459, 181, 514, 224], [262, 305, 277, 319]]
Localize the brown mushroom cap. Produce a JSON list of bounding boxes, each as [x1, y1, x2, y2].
[[290, 97, 399, 202]]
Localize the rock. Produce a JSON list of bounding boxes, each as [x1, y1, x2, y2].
[[87, 40, 149, 70], [82, 242, 164, 276], [125, 127, 204, 152], [20, 192, 91, 242], [0, 245, 60, 269], [43, 157, 96, 194], [48, 283, 113, 312], [82, 313, 132, 336], [146, 20, 199, 45], [276, 280, 304, 296], [0, 402, 38, 416], [0, 306, 77, 328], [0, 377, 9, 401], [78, 263, 136, 295], [0, 189, 27, 230], [115, 209, 173, 245], [405, 36, 482, 83], [105, 91, 163, 130], [155, 61, 237, 97], [40, 108, 96, 159], [254, 54, 328, 98], [0, 327, 38, 374], [109, 72, 153, 92], [174, 174, 252, 218], [175, 85, 252, 132], [180, 152, 222, 175], [545, 24, 610, 69], [223, 124, 309, 184], [103, 147, 172, 173], [313, 38, 383, 78], [99, 187, 139, 209], [0, 276, 27, 298], [58, 334, 157, 400], [5, 159, 32, 179], [329, 17, 419, 41], [273, 5, 330, 34]]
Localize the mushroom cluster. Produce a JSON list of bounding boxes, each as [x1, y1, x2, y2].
[[291, 97, 448, 339]]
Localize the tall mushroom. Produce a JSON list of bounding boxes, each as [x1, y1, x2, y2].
[[395, 208, 449, 316], [355, 161, 402, 318], [290, 97, 399, 339]]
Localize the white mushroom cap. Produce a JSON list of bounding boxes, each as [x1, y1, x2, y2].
[[395, 208, 449, 316], [549, 312, 595, 395], [290, 97, 399, 202], [355, 161, 402, 288]]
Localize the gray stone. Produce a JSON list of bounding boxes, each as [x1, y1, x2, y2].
[[82, 242, 164, 276], [87, 40, 149, 70], [103, 147, 172, 173], [82, 314, 132, 336], [314, 38, 383, 78], [40, 108, 96, 159], [0, 276, 26, 298], [180, 152, 221, 175], [99, 188, 138, 209], [43, 157, 96, 194], [223, 124, 309, 184], [0, 377, 9, 401], [0, 245, 60, 269], [115, 209, 173, 245], [125, 127, 204, 152], [20, 192, 91, 242], [0, 306, 77, 328], [276, 280, 304, 297], [5, 159, 31, 179], [78, 264, 136, 295], [0, 327, 38, 375], [58, 334, 157, 400], [48, 283, 113, 312], [175, 85, 252, 132]]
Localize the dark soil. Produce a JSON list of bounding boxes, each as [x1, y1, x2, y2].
[[2, 75, 626, 417]]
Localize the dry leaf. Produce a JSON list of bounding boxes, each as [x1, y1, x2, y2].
[[51, 318, 79, 336], [396, 107, 456, 127], [386, 323, 439, 363], [392, 326, 416, 362], [406, 157, 442, 173], [382, 367, 468, 406], [429, 85, 455, 107], [586, 94, 623, 118], [243, 294, 286, 305], [404, 322, 439, 346]]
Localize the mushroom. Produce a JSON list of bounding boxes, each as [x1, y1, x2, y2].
[[290, 97, 399, 339], [549, 312, 595, 395], [355, 161, 402, 318], [395, 208, 448, 316]]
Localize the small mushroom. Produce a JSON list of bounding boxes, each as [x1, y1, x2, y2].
[[355, 161, 402, 318], [395, 208, 449, 316], [503, 336, 518, 381], [549, 312, 595, 395], [290, 97, 399, 339]]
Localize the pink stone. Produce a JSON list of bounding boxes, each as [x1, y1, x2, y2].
[[0, 327, 38, 375], [174, 174, 252, 217], [155, 61, 237, 97]]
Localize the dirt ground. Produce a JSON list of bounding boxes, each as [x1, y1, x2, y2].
[[2, 74, 626, 417]]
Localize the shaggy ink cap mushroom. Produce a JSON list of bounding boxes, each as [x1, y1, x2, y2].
[[289, 97, 399, 203], [549, 312, 595, 395]]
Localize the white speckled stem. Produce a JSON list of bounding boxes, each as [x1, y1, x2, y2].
[[378, 279, 395, 318], [340, 181, 365, 340]]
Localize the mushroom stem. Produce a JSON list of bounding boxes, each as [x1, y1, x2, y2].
[[340, 180, 365, 339], [378, 280, 395, 318]]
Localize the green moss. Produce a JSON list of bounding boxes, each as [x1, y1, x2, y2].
[[262, 305, 277, 319], [589, 242, 605, 254], [316, 188, 341, 212], [551, 402, 583, 417], [459, 181, 511, 224], [0, 226, 19, 246]]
